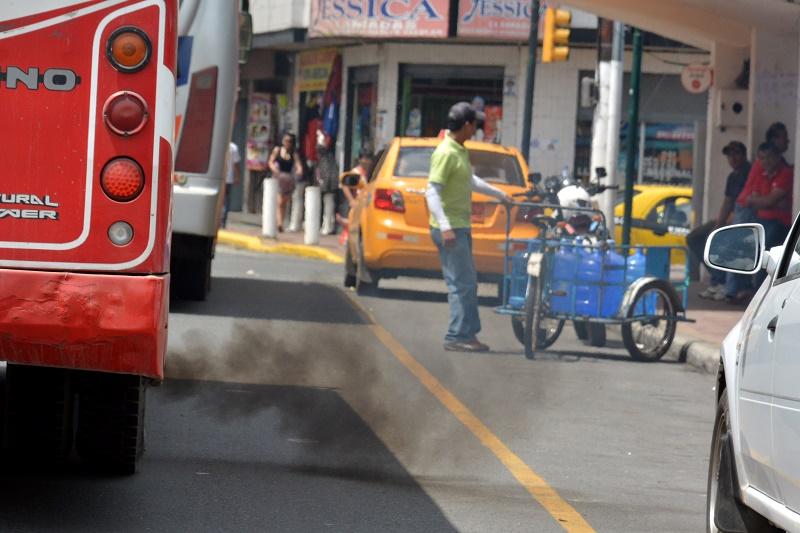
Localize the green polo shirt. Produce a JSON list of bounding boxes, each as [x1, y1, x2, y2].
[[428, 135, 472, 229]]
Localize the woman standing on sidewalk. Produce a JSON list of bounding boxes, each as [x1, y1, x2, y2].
[[268, 132, 304, 232]]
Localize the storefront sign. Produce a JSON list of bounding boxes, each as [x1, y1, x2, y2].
[[309, 0, 450, 39], [297, 48, 340, 93], [458, 0, 533, 40], [681, 64, 713, 94]]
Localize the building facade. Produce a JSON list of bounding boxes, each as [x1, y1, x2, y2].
[[238, 0, 709, 213]]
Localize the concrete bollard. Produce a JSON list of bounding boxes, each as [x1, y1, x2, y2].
[[304, 185, 321, 245], [262, 177, 278, 238]]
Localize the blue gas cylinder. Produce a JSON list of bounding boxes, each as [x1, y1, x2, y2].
[[626, 247, 647, 283], [601, 241, 626, 317], [550, 239, 578, 314], [574, 244, 602, 316]]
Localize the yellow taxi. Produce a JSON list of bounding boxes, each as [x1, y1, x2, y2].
[[613, 185, 693, 264], [343, 137, 538, 293]]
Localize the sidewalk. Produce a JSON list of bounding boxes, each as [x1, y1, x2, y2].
[[219, 211, 345, 264], [668, 283, 746, 373], [217, 211, 741, 373]]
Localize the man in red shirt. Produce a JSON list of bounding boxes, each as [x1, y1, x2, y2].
[[737, 141, 793, 243], [725, 141, 794, 302]]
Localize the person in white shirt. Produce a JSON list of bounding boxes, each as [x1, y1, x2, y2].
[[222, 141, 241, 228]]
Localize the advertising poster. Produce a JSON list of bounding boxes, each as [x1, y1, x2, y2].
[[246, 93, 274, 171], [297, 48, 339, 93], [309, 0, 450, 39]]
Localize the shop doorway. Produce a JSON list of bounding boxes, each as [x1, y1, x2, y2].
[[344, 65, 379, 169], [397, 64, 504, 141]]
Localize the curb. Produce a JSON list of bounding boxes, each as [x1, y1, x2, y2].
[[217, 229, 344, 265], [671, 333, 719, 374]]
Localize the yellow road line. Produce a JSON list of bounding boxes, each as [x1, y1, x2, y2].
[[350, 296, 595, 533], [217, 229, 344, 264]]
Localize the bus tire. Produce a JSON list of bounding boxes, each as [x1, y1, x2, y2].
[[4, 364, 74, 463], [76, 373, 146, 475], [171, 257, 210, 301]]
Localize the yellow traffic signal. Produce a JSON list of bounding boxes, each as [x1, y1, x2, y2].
[[542, 7, 571, 63]]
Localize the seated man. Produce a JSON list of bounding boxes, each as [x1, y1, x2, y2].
[[687, 141, 749, 300], [726, 141, 793, 302]]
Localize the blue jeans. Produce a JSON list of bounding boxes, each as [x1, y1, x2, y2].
[[431, 227, 481, 342]]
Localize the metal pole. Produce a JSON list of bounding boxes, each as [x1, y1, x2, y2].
[[521, 0, 541, 164], [622, 28, 643, 246]]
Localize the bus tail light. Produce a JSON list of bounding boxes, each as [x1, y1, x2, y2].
[[374, 189, 405, 213], [174, 67, 218, 173], [101, 158, 145, 202], [103, 91, 149, 136], [107, 27, 151, 72]]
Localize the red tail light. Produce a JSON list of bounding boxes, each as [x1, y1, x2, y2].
[[101, 157, 145, 202], [174, 67, 218, 173], [103, 91, 149, 136], [374, 189, 405, 213]]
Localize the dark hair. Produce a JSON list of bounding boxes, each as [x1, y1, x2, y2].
[[357, 150, 372, 160], [446, 102, 478, 131], [766, 122, 788, 142], [282, 132, 297, 143], [757, 141, 780, 156]]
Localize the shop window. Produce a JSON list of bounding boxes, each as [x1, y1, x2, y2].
[[397, 64, 504, 141]]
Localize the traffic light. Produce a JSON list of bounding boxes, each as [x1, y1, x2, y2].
[[542, 7, 571, 63]]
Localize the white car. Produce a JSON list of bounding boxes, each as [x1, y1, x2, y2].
[[704, 220, 800, 532]]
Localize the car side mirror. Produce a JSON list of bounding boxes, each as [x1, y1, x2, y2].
[[763, 245, 785, 276], [704, 223, 765, 275], [340, 172, 362, 188], [595, 167, 607, 179], [528, 172, 542, 186]]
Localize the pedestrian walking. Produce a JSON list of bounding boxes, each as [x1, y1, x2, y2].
[[687, 141, 749, 300], [221, 141, 241, 229], [426, 102, 511, 353], [268, 132, 303, 233]]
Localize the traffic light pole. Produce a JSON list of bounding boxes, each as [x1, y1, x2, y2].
[[521, 0, 541, 164], [622, 28, 643, 246]]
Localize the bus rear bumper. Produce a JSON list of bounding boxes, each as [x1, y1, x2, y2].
[[0, 269, 169, 380], [173, 183, 221, 237]]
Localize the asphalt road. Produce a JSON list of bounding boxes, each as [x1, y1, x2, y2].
[[0, 247, 717, 532]]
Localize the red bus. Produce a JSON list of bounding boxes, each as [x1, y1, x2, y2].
[[0, 0, 177, 473]]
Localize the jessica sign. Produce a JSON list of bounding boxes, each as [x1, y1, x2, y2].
[[458, 0, 535, 40], [309, 0, 450, 39]]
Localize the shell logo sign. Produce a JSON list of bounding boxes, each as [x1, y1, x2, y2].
[[309, 0, 450, 39]]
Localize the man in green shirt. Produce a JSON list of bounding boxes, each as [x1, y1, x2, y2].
[[426, 102, 511, 352]]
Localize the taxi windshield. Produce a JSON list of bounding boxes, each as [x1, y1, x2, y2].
[[394, 147, 524, 186]]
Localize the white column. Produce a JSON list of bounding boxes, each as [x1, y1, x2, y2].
[[703, 42, 749, 224], [602, 22, 625, 232]]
